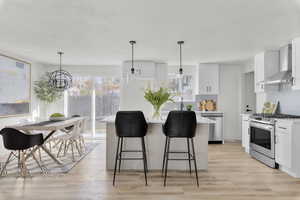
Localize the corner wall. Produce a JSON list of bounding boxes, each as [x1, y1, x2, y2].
[[218, 64, 243, 140]]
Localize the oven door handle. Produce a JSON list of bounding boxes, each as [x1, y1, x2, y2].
[[250, 122, 274, 131]]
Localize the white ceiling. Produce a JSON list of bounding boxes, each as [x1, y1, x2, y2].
[[0, 0, 300, 65]]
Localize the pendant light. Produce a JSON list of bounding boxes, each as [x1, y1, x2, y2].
[[177, 41, 184, 110], [126, 40, 137, 83], [177, 41, 184, 75], [49, 51, 72, 91], [130, 40, 136, 74]]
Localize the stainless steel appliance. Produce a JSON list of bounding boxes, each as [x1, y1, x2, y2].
[[263, 44, 293, 85], [250, 119, 276, 168], [201, 112, 224, 144], [250, 113, 300, 168]]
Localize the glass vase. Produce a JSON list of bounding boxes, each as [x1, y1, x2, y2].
[[152, 105, 161, 119]]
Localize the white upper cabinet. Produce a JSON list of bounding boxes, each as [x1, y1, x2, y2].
[[254, 51, 279, 93], [197, 64, 219, 95], [292, 37, 300, 90]]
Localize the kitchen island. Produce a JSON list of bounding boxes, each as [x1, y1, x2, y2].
[[103, 116, 215, 171]]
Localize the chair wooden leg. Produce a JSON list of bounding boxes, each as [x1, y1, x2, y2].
[[49, 141, 52, 153], [38, 148, 42, 162], [187, 138, 192, 174], [141, 137, 148, 186], [71, 140, 75, 162], [0, 152, 13, 176], [64, 141, 68, 156], [75, 140, 82, 156], [191, 138, 199, 187], [77, 138, 83, 153], [20, 150, 29, 177], [113, 137, 121, 186], [80, 136, 86, 152], [164, 137, 170, 186], [57, 141, 64, 158], [31, 151, 45, 174], [118, 137, 123, 173]]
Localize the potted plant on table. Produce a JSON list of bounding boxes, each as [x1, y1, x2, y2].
[[144, 87, 174, 119], [186, 104, 193, 111], [34, 72, 63, 119]]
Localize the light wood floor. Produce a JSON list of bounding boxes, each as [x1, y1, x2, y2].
[[1, 141, 300, 200]]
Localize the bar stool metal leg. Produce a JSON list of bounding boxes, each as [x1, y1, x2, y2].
[[113, 137, 121, 186], [164, 137, 170, 186], [162, 137, 167, 175], [141, 137, 148, 185], [118, 137, 123, 172], [142, 137, 148, 173], [187, 138, 192, 174], [191, 138, 199, 187]]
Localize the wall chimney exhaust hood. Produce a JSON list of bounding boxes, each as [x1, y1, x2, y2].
[[263, 44, 293, 85]]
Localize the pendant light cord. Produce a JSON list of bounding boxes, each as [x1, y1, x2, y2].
[[59, 52, 62, 71], [180, 43, 182, 68], [132, 42, 134, 72], [58, 51, 63, 87]]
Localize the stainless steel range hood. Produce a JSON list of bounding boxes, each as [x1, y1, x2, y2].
[[263, 44, 293, 85]]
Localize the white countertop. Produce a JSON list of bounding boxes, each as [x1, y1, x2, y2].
[[102, 115, 215, 124], [161, 110, 223, 114]]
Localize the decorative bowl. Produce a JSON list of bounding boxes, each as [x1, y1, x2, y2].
[[49, 116, 66, 121]]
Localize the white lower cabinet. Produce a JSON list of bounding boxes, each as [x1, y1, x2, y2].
[[275, 126, 291, 169], [241, 114, 250, 153], [275, 119, 300, 177]]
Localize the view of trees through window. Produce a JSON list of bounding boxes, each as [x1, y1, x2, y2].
[[68, 76, 120, 134], [68, 77, 93, 130], [95, 77, 120, 132]]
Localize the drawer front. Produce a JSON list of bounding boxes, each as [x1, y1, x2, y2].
[[275, 120, 292, 133]]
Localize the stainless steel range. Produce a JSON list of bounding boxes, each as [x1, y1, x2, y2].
[[249, 113, 300, 168]]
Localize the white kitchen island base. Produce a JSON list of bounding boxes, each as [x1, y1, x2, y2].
[[105, 117, 214, 171]]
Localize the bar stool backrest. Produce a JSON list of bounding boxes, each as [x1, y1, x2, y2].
[[163, 111, 197, 138], [115, 111, 148, 137]]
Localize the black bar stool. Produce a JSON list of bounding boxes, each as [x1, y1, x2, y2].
[[113, 111, 148, 186], [162, 111, 199, 186]]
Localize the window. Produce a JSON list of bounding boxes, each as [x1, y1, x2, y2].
[[68, 76, 93, 131], [168, 73, 194, 101], [66, 76, 120, 136], [95, 77, 120, 132]]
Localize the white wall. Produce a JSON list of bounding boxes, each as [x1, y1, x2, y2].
[[0, 51, 46, 158], [218, 64, 243, 140]]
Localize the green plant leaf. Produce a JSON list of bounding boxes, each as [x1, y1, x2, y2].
[[34, 72, 63, 103]]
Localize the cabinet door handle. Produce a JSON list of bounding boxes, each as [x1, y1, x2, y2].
[[292, 77, 295, 86], [278, 126, 287, 130]]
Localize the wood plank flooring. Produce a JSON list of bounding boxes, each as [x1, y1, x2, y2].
[[1, 141, 300, 200]]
